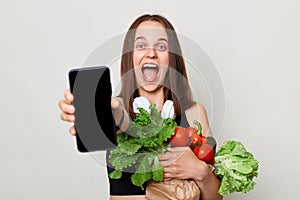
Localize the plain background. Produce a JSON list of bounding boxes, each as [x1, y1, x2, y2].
[[1, 0, 299, 199]]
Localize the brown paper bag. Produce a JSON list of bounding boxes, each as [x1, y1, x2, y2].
[[145, 179, 201, 200]]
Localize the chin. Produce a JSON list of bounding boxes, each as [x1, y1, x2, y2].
[[139, 83, 163, 93]]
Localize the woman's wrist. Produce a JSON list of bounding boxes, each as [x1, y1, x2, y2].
[[194, 162, 211, 182], [115, 108, 125, 131], [115, 107, 130, 133], [194, 163, 223, 200]]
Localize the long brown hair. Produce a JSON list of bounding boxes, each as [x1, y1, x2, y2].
[[119, 14, 195, 118]]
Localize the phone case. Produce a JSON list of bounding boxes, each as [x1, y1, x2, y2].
[[68, 66, 117, 152]]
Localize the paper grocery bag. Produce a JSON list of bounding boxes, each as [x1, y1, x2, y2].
[[145, 179, 201, 200]]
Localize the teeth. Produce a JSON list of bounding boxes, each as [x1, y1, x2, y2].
[[142, 64, 158, 68]]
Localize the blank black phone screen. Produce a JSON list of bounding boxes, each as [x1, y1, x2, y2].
[[68, 66, 117, 152]]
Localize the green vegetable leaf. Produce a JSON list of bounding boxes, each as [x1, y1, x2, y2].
[[158, 118, 177, 142], [109, 153, 139, 170], [116, 141, 142, 155], [108, 104, 177, 189], [152, 156, 164, 182], [134, 107, 151, 127], [108, 169, 122, 179], [131, 154, 154, 189], [215, 140, 259, 195], [116, 132, 129, 143]]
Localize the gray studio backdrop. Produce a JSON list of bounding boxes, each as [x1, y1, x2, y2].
[[1, 0, 299, 200]]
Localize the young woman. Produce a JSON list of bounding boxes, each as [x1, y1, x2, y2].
[[58, 14, 223, 200]]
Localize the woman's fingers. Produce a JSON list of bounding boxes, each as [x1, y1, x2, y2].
[[158, 147, 190, 166], [163, 166, 179, 178], [160, 160, 173, 167], [69, 126, 76, 136], [64, 89, 74, 104], [158, 147, 188, 161], [58, 89, 75, 114], [164, 166, 175, 173], [163, 168, 189, 180], [160, 147, 207, 180], [58, 99, 75, 114], [158, 152, 172, 161], [167, 146, 189, 152], [58, 89, 76, 136], [60, 112, 75, 122], [158, 151, 182, 167]]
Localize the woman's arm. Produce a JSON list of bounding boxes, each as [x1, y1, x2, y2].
[[159, 147, 222, 200], [185, 102, 212, 136], [58, 89, 129, 135], [188, 102, 222, 199], [193, 162, 223, 200], [111, 97, 130, 133], [159, 102, 222, 200]]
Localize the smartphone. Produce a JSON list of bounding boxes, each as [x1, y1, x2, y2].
[[68, 66, 117, 152]]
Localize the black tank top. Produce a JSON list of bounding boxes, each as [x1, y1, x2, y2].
[[107, 113, 190, 195]]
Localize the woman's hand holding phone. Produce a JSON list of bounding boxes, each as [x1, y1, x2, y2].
[[58, 89, 76, 135], [58, 89, 127, 136]]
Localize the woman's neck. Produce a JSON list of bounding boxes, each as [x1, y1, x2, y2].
[[138, 87, 164, 111]]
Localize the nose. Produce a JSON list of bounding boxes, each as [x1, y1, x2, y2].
[[146, 47, 157, 58]]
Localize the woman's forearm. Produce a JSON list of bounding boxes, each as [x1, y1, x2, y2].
[[194, 165, 223, 200]]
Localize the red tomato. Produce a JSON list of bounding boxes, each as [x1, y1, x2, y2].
[[193, 144, 214, 163], [170, 127, 190, 147], [186, 127, 197, 139]]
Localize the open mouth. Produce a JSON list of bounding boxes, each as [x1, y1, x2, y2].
[[142, 64, 159, 82]]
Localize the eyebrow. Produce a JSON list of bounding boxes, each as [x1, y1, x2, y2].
[[134, 36, 168, 43]]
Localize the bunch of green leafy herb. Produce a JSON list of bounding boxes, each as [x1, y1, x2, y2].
[[108, 104, 177, 189], [214, 140, 259, 195]]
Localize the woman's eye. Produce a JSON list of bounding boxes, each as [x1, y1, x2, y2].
[[135, 44, 146, 50], [156, 44, 167, 51]]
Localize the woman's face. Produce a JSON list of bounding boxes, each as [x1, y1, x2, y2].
[[133, 21, 169, 93]]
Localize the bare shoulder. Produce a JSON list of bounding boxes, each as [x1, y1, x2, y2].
[[193, 102, 207, 113], [185, 102, 212, 136], [186, 102, 207, 118]]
